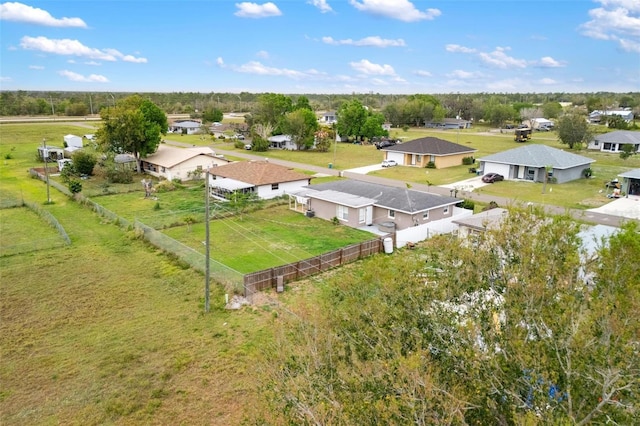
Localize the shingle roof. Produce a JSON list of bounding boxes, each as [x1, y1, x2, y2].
[[210, 161, 310, 185], [619, 168, 640, 179], [478, 144, 594, 169], [382, 137, 476, 156], [302, 180, 459, 214], [144, 145, 218, 168], [593, 130, 640, 144]]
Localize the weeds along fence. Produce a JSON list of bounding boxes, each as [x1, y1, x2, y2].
[[133, 219, 244, 293], [244, 238, 383, 299], [23, 200, 72, 246]]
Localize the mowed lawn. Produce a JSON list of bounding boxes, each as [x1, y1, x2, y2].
[[0, 206, 68, 256]]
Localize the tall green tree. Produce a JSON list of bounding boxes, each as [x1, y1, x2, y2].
[[336, 99, 368, 141], [282, 108, 319, 150], [96, 95, 167, 173], [251, 93, 293, 134], [556, 113, 592, 149], [360, 112, 388, 141]]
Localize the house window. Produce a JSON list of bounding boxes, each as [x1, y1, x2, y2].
[[359, 208, 366, 223], [161, 167, 166, 173], [423, 211, 429, 220], [271, 183, 279, 190], [443, 206, 450, 215], [337, 205, 349, 221], [388, 209, 395, 219]]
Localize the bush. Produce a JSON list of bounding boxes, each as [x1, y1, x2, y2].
[[582, 168, 593, 178], [106, 168, 133, 184], [425, 161, 436, 169], [72, 151, 97, 176], [68, 179, 82, 194], [154, 180, 177, 193], [234, 140, 245, 149], [462, 156, 475, 165], [458, 199, 475, 210]]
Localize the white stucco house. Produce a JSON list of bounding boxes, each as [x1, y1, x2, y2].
[[208, 160, 312, 201], [589, 110, 634, 124], [168, 120, 202, 135], [587, 130, 640, 153], [140, 145, 229, 181]]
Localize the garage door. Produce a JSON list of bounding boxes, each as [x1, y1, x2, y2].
[[483, 162, 510, 179], [387, 152, 404, 164]]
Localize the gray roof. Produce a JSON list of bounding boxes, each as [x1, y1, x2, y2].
[[383, 137, 476, 156], [619, 168, 640, 179], [478, 144, 594, 169], [301, 180, 459, 214], [452, 208, 508, 231], [593, 130, 640, 144]]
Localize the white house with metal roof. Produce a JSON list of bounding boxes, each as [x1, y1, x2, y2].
[[589, 110, 634, 123], [587, 130, 640, 153], [618, 168, 640, 196], [478, 144, 595, 184]]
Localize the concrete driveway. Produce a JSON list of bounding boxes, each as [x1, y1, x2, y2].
[[587, 195, 640, 220], [441, 176, 490, 191]]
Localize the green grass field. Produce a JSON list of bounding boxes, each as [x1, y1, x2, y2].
[[0, 206, 68, 256]]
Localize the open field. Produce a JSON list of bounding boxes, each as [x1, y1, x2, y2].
[[0, 206, 68, 256]]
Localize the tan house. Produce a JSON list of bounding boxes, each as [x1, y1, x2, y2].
[[141, 144, 229, 181], [382, 137, 476, 169]]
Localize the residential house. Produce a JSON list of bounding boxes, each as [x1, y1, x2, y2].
[[452, 208, 509, 239], [168, 120, 202, 135], [589, 109, 634, 123], [140, 145, 229, 181], [319, 111, 337, 125], [268, 134, 297, 150], [208, 160, 312, 201], [425, 118, 473, 129], [382, 137, 477, 169], [618, 168, 640, 196], [478, 144, 594, 184], [587, 130, 640, 154], [288, 180, 460, 232]]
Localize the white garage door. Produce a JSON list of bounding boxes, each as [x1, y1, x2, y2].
[[483, 162, 510, 179], [387, 152, 404, 164]]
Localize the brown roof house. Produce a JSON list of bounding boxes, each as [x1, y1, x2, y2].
[[208, 160, 312, 200], [382, 137, 476, 169], [140, 144, 230, 181]]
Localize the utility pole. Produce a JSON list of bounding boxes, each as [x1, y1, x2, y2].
[[204, 168, 211, 312], [42, 138, 51, 203]]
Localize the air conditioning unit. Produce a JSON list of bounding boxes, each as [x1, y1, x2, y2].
[[305, 210, 315, 218]]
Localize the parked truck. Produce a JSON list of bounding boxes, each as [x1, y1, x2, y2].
[[514, 126, 532, 142]]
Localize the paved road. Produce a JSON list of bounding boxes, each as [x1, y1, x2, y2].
[[165, 138, 638, 228]]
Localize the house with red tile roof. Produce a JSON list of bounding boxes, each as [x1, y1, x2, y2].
[[208, 160, 312, 200]]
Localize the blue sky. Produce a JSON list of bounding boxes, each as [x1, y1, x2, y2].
[[1, 0, 639, 94]]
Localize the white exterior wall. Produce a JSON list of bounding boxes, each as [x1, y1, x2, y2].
[[256, 179, 310, 200], [395, 207, 473, 248], [64, 135, 83, 148]]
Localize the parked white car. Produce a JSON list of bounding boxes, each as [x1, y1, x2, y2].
[[381, 159, 398, 167]]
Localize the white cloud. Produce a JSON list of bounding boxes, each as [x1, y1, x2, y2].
[[478, 47, 526, 69], [349, 59, 396, 75], [84, 61, 101, 66], [235, 61, 310, 79], [322, 35, 406, 47], [0, 76, 12, 82], [234, 2, 282, 18], [19, 36, 147, 63], [535, 56, 566, 68], [448, 69, 482, 79], [0, 2, 87, 28], [308, 0, 333, 13], [446, 44, 476, 53], [29, 65, 44, 70], [580, 0, 640, 52], [486, 78, 521, 91], [414, 70, 432, 77], [58, 70, 109, 83], [217, 57, 225, 67], [539, 78, 557, 85], [349, 0, 441, 22], [256, 50, 269, 59]]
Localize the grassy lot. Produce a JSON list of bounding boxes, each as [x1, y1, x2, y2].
[[163, 204, 376, 273], [0, 206, 68, 256], [0, 122, 275, 424]]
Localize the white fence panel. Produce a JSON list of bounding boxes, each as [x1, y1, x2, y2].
[[395, 207, 473, 248]]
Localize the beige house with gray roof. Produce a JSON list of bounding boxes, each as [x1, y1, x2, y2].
[[141, 145, 229, 181]]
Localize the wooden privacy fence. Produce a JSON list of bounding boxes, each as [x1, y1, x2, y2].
[[244, 238, 385, 298]]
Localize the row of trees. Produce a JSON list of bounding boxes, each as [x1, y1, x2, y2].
[[260, 209, 640, 425]]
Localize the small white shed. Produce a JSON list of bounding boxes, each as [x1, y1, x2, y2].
[[64, 134, 83, 149]]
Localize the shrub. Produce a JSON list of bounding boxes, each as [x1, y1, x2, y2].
[[582, 168, 593, 178], [72, 151, 97, 175], [106, 168, 133, 184], [60, 162, 78, 183], [458, 199, 475, 210], [154, 180, 177, 193], [234, 140, 245, 149], [68, 179, 82, 194], [153, 202, 161, 211], [425, 161, 436, 169], [4, 153, 12, 160], [462, 156, 475, 165]]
